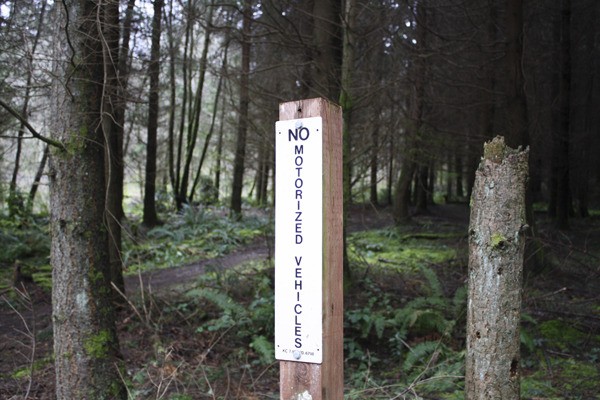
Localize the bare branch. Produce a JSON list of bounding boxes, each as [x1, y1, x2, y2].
[[0, 98, 67, 151]]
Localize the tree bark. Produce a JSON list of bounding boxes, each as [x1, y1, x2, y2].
[[49, 0, 126, 398], [554, 0, 572, 230], [179, 2, 215, 204], [143, 0, 164, 227], [28, 144, 49, 206], [311, 0, 342, 101], [394, 2, 427, 224], [504, 0, 529, 150], [466, 136, 528, 400], [102, 0, 126, 297], [230, 0, 252, 218]]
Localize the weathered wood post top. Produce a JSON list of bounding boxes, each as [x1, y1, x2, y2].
[[275, 98, 344, 400]]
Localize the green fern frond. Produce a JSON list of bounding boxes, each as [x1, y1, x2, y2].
[[420, 266, 443, 298], [250, 335, 275, 364], [403, 341, 441, 373], [185, 288, 244, 316]]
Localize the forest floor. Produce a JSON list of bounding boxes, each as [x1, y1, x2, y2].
[[1, 203, 599, 399]]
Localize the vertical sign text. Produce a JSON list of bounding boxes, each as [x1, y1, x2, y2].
[[274, 117, 323, 364]]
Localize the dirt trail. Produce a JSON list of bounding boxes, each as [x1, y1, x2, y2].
[[124, 241, 272, 293]]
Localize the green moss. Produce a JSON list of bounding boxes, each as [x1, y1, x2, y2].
[[483, 136, 508, 163], [84, 329, 112, 359], [11, 356, 53, 379], [490, 233, 507, 249], [349, 228, 457, 272]]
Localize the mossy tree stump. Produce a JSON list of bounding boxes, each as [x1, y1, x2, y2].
[[466, 136, 529, 399]]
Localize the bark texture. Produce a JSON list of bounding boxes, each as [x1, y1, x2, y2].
[[49, 0, 125, 398], [466, 136, 528, 399], [230, 0, 252, 217]]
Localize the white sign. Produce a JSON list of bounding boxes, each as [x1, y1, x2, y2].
[[274, 117, 323, 364]]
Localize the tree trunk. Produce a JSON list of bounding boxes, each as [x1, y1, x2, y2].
[[555, 0, 572, 230], [111, 0, 136, 221], [190, 32, 229, 203], [311, 0, 342, 100], [230, 0, 252, 218], [370, 117, 379, 206], [179, 2, 215, 204], [173, 3, 193, 209], [393, 160, 415, 223], [214, 93, 226, 201], [394, 2, 426, 224], [9, 0, 47, 215], [28, 144, 49, 206], [102, 0, 126, 297], [504, 0, 529, 150], [466, 136, 528, 400], [415, 164, 429, 213], [143, 0, 164, 227], [49, 1, 126, 398], [167, 0, 177, 197]]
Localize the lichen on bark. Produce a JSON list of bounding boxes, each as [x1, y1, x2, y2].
[[466, 136, 529, 399]]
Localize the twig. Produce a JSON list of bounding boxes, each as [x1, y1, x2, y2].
[[0, 98, 66, 151]]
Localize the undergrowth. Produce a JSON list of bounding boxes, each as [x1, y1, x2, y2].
[[2, 206, 599, 399], [0, 212, 51, 292], [123, 205, 270, 273]]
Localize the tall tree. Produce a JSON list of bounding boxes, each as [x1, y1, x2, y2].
[[177, 1, 215, 205], [103, 0, 126, 296], [49, 0, 126, 397], [394, 1, 427, 223], [230, 0, 252, 217], [143, 0, 165, 227], [554, 0, 572, 229]]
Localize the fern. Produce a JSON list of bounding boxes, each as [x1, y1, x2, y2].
[[185, 287, 244, 316], [403, 341, 442, 373], [250, 335, 274, 364], [420, 265, 443, 298]]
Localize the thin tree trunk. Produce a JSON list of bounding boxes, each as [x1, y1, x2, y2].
[[167, 0, 177, 195], [370, 122, 379, 206], [394, 2, 426, 224], [9, 0, 47, 215], [454, 154, 463, 198], [190, 31, 229, 203], [102, 0, 126, 297], [555, 0, 571, 230], [466, 136, 528, 399], [414, 164, 428, 214], [143, 0, 164, 227], [112, 0, 136, 221], [504, 0, 529, 149], [28, 144, 49, 206], [311, 0, 342, 100], [214, 92, 226, 201], [393, 160, 415, 223], [50, 1, 125, 397], [179, 2, 215, 203], [230, 0, 252, 218], [387, 132, 394, 206], [174, 6, 193, 209]]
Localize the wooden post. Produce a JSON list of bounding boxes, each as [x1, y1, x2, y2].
[[275, 98, 344, 399], [466, 136, 528, 399]]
